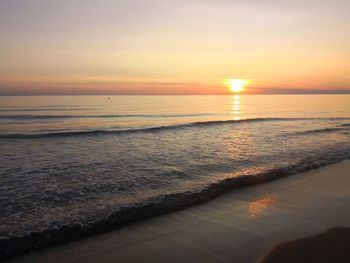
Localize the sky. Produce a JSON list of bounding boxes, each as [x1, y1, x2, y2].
[[0, 0, 349, 95]]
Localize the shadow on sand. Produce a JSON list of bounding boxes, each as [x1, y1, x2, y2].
[[259, 227, 350, 263]]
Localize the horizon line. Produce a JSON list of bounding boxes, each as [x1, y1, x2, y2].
[[1, 87, 350, 96], [2, 92, 350, 96]]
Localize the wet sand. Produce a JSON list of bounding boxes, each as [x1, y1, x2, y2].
[[7, 159, 350, 263]]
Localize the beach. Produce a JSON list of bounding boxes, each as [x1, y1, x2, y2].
[[7, 159, 350, 263], [260, 227, 350, 263], [2, 0, 350, 261]]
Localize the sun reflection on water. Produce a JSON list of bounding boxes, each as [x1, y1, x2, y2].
[[232, 95, 241, 120], [248, 195, 276, 218]]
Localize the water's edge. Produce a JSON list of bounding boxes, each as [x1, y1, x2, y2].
[[1, 156, 349, 260]]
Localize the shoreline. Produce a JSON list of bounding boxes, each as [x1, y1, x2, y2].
[[5, 159, 350, 263], [1, 156, 349, 260]]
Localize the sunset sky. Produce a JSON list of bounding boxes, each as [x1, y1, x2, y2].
[[0, 0, 349, 95]]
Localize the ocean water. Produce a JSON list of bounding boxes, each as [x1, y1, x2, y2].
[[1, 95, 350, 255]]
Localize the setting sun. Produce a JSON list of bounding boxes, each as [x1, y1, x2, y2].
[[226, 79, 249, 93]]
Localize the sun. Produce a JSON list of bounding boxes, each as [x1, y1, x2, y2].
[[226, 79, 248, 93]]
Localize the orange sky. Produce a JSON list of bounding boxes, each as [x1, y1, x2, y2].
[[0, 0, 349, 95]]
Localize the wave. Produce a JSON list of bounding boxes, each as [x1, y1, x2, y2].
[[289, 126, 350, 136], [339, 123, 350, 128], [0, 118, 297, 139], [2, 117, 350, 139], [1, 153, 349, 259]]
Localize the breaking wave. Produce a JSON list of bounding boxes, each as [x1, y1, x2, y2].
[[1, 151, 349, 259], [0, 117, 337, 139]]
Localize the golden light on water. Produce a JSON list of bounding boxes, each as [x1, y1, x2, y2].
[[232, 94, 241, 120], [248, 196, 276, 218], [225, 79, 249, 93]]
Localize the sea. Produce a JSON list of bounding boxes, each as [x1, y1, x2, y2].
[[1, 95, 350, 256]]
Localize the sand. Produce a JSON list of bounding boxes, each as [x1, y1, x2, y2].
[[7, 159, 350, 263], [259, 227, 350, 263]]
